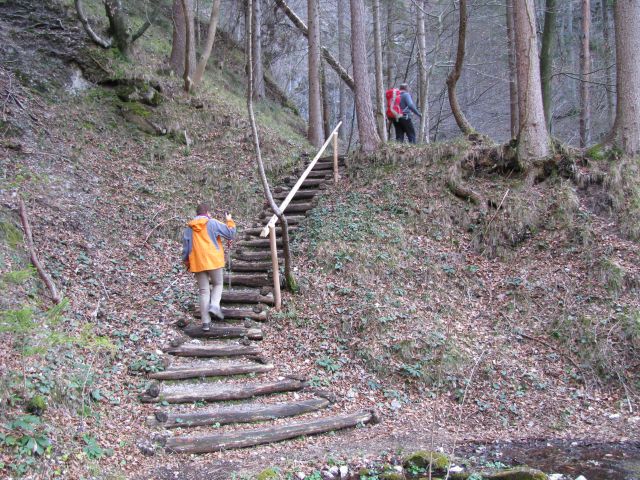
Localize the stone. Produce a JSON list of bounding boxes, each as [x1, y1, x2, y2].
[[339, 465, 349, 479], [403, 450, 450, 476], [482, 467, 548, 480]]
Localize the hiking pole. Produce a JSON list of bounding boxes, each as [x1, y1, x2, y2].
[[226, 240, 232, 289]]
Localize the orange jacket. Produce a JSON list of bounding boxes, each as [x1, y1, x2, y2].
[[182, 216, 236, 272]]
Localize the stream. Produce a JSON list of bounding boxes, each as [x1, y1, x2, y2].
[[458, 440, 640, 479]]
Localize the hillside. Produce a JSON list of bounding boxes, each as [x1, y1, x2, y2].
[[1, 1, 639, 479]]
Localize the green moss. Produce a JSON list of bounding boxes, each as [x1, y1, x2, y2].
[[380, 472, 405, 480], [403, 450, 450, 476], [585, 143, 606, 161], [26, 394, 47, 415], [121, 101, 151, 118], [483, 467, 547, 480], [0, 220, 23, 249], [255, 467, 280, 480]]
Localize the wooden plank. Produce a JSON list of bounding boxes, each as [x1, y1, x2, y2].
[[227, 260, 273, 273], [234, 250, 281, 262], [221, 289, 274, 304], [223, 272, 272, 288], [149, 398, 330, 428], [149, 360, 273, 381], [221, 307, 267, 322], [182, 324, 263, 340], [165, 410, 375, 453], [237, 239, 282, 249], [164, 342, 262, 358], [141, 378, 304, 404], [272, 189, 321, 201], [242, 226, 298, 237]]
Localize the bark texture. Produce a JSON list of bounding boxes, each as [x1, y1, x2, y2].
[[170, 0, 196, 76], [506, 0, 518, 138], [446, 0, 474, 135], [514, 0, 550, 162], [350, 0, 381, 152], [539, 0, 557, 132], [609, 0, 640, 154], [337, 0, 348, 138], [307, 0, 323, 147], [580, 0, 591, 147], [601, 0, 614, 127], [252, 0, 266, 99], [372, 0, 387, 141], [416, 0, 429, 143]]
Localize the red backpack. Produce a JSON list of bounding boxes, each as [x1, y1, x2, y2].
[[385, 88, 403, 120]]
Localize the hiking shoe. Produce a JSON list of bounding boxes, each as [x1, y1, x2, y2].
[[202, 322, 211, 332], [208, 305, 225, 321]]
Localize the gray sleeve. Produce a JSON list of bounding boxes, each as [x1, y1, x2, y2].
[[207, 220, 237, 245], [182, 227, 192, 261], [405, 94, 421, 116]]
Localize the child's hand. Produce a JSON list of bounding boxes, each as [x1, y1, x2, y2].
[[225, 212, 233, 221]]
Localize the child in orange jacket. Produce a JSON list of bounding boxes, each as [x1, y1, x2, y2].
[[182, 203, 236, 330]]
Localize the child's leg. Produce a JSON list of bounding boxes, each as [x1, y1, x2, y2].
[[196, 271, 211, 325], [208, 268, 224, 319]]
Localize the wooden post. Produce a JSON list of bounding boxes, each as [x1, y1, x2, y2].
[[269, 224, 282, 310], [333, 132, 339, 184]]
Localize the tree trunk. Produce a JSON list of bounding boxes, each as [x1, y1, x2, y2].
[[321, 60, 331, 139], [416, 0, 429, 143], [252, 0, 266, 99], [601, 0, 614, 128], [350, 0, 381, 152], [307, 0, 323, 147], [385, 0, 394, 87], [446, 0, 474, 135], [540, 0, 557, 133], [337, 0, 348, 138], [579, 0, 591, 147], [193, 0, 222, 87], [170, 0, 196, 76], [372, 0, 387, 141], [104, 0, 131, 57], [181, 0, 194, 92], [608, 0, 640, 154], [514, 0, 550, 162], [506, 0, 518, 138]]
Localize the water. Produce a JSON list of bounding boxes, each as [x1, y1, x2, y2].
[[458, 440, 640, 480]]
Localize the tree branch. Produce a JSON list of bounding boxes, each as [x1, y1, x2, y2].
[[131, 5, 161, 43], [18, 198, 62, 304], [74, 0, 112, 49]]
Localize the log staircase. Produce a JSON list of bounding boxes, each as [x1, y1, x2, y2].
[[140, 155, 379, 455]]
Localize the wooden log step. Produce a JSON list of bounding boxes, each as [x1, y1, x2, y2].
[[223, 272, 271, 288], [234, 250, 281, 262], [164, 410, 376, 453], [237, 239, 282, 249], [182, 324, 263, 340], [287, 178, 326, 188], [241, 226, 297, 237], [221, 289, 273, 304], [148, 359, 274, 381], [192, 306, 267, 321], [141, 378, 305, 404], [149, 398, 329, 428], [164, 342, 262, 358], [304, 170, 332, 179], [227, 260, 273, 273], [272, 189, 321, 201]]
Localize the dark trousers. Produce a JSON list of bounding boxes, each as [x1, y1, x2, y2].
[[393, 117, 416, 144]]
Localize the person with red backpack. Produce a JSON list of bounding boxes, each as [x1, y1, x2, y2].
[[386, 83, 422, 144]]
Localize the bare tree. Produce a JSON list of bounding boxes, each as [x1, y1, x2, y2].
[[307, 0, 323, 147], [350, 0, 381, 152], [252, 0, 266, 99], [601, 0, 614, 127], [579, 0, 591, 147], [337, 0, 348, 138], [170, 0, 196, 77], [446, 0, 474, 135], [514, 0, 550, 162], [245, 0, 295, 289], [274, 0, 355, 92], [385, 0, 395, 87], [506, 0, 518, 138], [181, 0, 194, 92], [416, 0, 429, 143], [192, 0, 222, 87], [75, 0, 157, 58], [540, 0, 557, 132], [372, 0, 387, 141], [607, 0, 640, 154]]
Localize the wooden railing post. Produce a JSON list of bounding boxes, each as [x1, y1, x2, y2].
[[333, 132, 339, 185], [269, 224, 282, 310]]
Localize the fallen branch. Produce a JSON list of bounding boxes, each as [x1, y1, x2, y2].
[[143, 215, 180, 245], [18, 198, 62, 304]]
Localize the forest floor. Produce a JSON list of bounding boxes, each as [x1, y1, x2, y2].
[[1, 1, 639, 479]]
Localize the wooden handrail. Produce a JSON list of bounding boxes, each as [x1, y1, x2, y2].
[[260, 121, 342, 238]]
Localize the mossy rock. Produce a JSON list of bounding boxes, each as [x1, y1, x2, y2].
[[482, 467, 547, 480], [380, 472, 405, 480], [403, 450, 450, 476], [0, 220, 23, 249], [255, 467, 280, 480], [26, 395, 47, 415], [115, 83, 163, 107]]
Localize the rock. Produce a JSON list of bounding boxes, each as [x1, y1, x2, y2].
[[296, 472, 306, 480], [548, 475, 565, 480], [136, 438, 155, 456], [481, 467, 548, 480], [329, 466, 339, 476], [575, 476, 587, 480], [256, 468, 279, 480], [339, 465, 349, 479], [115, 82, 163, 106], [403, 450, 450, 476], [379, 472, 404, 480]]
